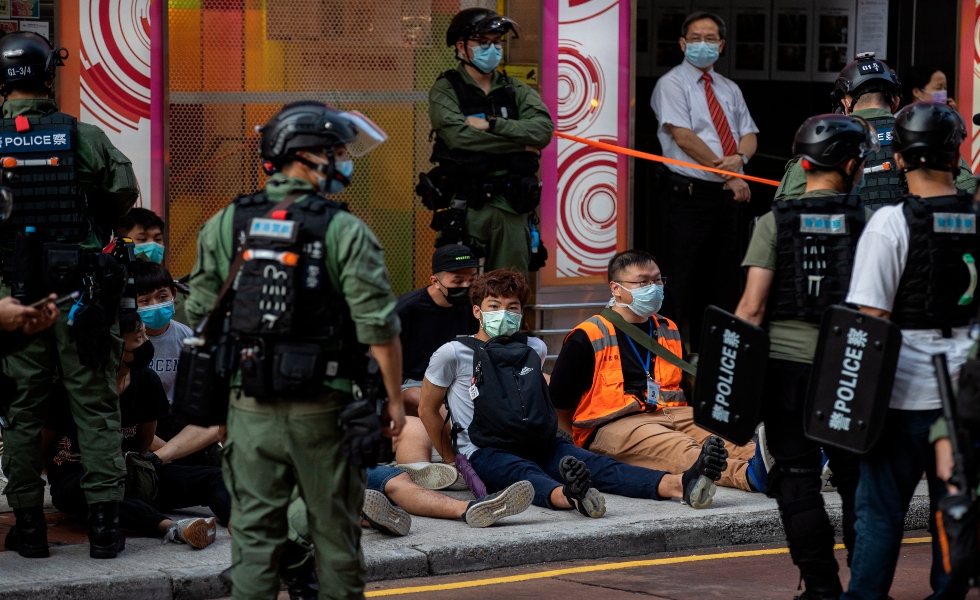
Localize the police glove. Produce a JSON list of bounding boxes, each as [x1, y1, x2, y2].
[[339, 399, 390, 469], [690, 436, 728, 482]]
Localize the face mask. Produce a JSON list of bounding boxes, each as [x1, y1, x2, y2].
[[134, 242, 165, 264], [614, 282, 665, 319], [137, 300, 175, 330], [685, 41, 720, 69], [931, 90, 948, 104], [480, 309, 522, 337], [308, 154, 354, 195], [125, 341, 155, 370], [468, 45, 502, 74], [440, 284, 470, 306]]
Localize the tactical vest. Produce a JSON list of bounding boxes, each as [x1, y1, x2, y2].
[[861, 115, 906, 211], [430, 69, 534, 179], [770, 194, 866, 322], [0, 112, 87, 245], [891, 193, 980, 330], [228, 193, 360, 394]]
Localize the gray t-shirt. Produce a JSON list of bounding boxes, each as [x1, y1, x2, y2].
[[424, 336, 548, 458], [149, 320, 194, 404]]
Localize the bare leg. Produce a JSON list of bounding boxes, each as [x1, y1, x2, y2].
[[402, 386, 422, 417], [392, 417, 432, 464], [383, 473, 468, 519]]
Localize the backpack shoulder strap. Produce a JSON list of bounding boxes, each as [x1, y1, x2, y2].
[[455, 336, 484, 352], [599, 308, 696, 376]]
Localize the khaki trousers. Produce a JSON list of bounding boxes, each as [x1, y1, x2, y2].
[[589, 406, 756, 491]]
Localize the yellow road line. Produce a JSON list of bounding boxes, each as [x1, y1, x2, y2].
[[366, 537, 932, 597]]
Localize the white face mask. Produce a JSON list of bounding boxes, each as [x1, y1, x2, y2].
[[613, 282, 665, 318]]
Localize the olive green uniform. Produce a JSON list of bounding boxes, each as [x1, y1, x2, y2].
[[186, 174, 400, 600], [774, 108, 978, 201], [1, 99, 138, 509], [428, 64, 554, 277]]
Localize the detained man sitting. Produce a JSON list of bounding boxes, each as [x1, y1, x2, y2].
[[418, 269, 730, 517]]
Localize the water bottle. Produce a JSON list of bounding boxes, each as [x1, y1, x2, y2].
[[529, 220, 540, 254]]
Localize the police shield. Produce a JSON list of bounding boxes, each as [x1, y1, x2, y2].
[[805, 305, 902, 454], [693, 306, 770, 445]]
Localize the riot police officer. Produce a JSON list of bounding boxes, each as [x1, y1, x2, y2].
[[0, 32, 139, 559], [735, 115, 875, 599], [423, 8, 554, 277], [184, 101, 406, 599], [775, 52, 977, 207], [842, 102, 978, 598]]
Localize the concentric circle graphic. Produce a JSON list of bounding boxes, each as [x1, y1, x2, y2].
[[557, 41, 604, 133], [555, 139, 619, 277]]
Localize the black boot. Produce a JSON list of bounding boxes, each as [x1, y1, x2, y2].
[[280, 540, 319, 600], [88, 501, 125, 559], [4, 506, 49, 558]]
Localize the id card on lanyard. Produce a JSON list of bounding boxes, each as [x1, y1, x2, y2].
[[625, 319, 661, 406]]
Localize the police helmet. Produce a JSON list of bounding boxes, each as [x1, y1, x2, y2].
[[260, 102, 358, 167], [0, 32, 67, 90], [892, 101, 966, 170], [831, 52, 900, 112], [445, 8, 520, 47], [793, 114, 879, 170]]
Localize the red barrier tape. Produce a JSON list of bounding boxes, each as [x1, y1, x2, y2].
[[554, 131, 781, 187]]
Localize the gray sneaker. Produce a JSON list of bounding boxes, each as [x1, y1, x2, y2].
[[395, 462, 460, 490], [464, 480, 534, 528], [163, 517, 217, 549], [361, 489, 411, 536], [683, 475, 717, 509]]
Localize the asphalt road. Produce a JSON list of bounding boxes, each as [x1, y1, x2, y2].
[[359, 531, 978, 600]]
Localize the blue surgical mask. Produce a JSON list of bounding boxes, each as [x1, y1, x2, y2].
[[469, 45, 502, 74], [137, 300, 175, 330], [480, 309, 522, 337], [310, 154, 354, 195], [851, 173, 866, 196], [685, 41, 720, 69], [134, 241, 165, 264], [614, 283, 665, 319]]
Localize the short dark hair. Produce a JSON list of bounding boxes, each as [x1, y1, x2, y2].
[[852, 90, 890, 110], [116, 208, 165, 238], [469, 269, 531, 307], [608, 250, 657, 283], [133, 262, 176, 297], [681, 11, 726, 40], [901, 65, 941, 104], [119, 311, 143, 336]]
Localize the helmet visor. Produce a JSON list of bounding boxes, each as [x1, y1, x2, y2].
[[342, 110, 388, 157], [473, 15, 520, 39], [858, 121, 881, 159]]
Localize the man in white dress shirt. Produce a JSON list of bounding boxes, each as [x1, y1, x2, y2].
[[650, 11, 759, 349]]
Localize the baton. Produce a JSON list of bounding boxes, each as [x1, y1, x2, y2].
[[933, 353, 971, 493]]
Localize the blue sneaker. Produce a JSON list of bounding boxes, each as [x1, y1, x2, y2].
[[746, 425, 773, 493]]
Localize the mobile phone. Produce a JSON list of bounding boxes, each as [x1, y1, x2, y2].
[[28, 291, 80, 309]]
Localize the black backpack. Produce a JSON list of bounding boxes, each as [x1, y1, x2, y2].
[[454, 334, 558, 454]]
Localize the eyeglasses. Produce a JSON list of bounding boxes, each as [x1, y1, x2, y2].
[[468, 39, 504, 50], [617, 278, 666, 287], [685, 36, 721, 44]]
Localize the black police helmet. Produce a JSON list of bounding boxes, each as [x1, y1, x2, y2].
[[832, 52, 900, 111], [892, 101, 966, 170], [260, 101, 357, 167], [793, 114, 879, 170], [445, 8, 519, 47], [0, 32, 66, 89]]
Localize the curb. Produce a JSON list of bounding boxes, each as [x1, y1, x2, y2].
[[0, 497, 931, 600]]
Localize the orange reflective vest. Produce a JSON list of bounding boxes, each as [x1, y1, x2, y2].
[[567, 313, 687, 447]]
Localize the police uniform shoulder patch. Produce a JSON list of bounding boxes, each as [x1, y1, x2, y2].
[[933, 213, 977, 235], [799, 213, 847, 235]]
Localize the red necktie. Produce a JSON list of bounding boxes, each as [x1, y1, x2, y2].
[[702, 73, 738, 157]]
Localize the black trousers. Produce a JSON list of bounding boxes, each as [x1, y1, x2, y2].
[[763, 358, 860, 597], [660, 178, 740, 351], [50, 463, 231, 537]]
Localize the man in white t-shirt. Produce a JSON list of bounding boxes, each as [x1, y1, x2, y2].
[[418, 269, 730, 517], [842, 103, 977, 600]]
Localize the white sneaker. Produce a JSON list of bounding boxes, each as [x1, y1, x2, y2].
[[820, 462, 837, 493], [395, 462, 460, 490], [163, 517, 217, 549]]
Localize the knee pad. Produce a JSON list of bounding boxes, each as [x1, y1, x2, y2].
[[767, 463, 821, 500]]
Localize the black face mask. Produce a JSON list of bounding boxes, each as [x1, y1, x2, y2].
[[441, 284, 471, 306], [125, 341, 155, 370]]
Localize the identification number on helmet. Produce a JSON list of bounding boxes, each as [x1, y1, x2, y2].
[[6, 66, 33, 78], [0, 129, 71, 152]]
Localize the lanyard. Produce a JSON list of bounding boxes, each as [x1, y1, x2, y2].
[[624, 318, 654, 378]]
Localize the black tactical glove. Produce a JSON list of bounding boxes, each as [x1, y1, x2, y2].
[[339, 399, 390, 469], [686, 435, 729, 483], [141, 451, 163, 467]]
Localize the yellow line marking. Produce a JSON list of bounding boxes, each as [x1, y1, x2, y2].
[[366, 537, 932, 597]]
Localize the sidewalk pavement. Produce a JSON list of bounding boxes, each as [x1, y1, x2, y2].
[[0, 481, 932, 600]]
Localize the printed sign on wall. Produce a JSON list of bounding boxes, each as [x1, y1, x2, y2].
[[540, 0, 631, 286]]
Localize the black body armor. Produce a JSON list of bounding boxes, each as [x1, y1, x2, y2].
[[0, 112, 87, 245], [229, 193, 361, 399], [425, 70, 540, 214], [861, 115, 906, 211], [769, 194, 866, 322], [891, 193, 980, 330]]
